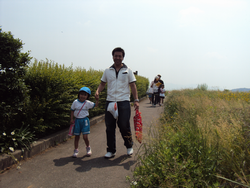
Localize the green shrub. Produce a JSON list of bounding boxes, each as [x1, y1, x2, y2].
[[24, 60, 149, 138], [0, 29, 33, 153], [0, 29, 31, 131], [24, 60, 81, 137], [72, 67, 106, 117], [134, 75, 149, 100]]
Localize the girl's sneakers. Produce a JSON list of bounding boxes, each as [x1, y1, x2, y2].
[[72, 149, 79, 158], [72, 147, 92, 158], [86, 146, 92, 156]]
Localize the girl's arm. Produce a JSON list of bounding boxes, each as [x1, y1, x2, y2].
[[95, 100, 99, 107], [70, 111, 74, 124]]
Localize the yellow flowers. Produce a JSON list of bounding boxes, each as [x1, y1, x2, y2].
[[218, 92, 250, 102]]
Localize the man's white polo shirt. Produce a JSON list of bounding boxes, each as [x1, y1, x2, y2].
[[101, 63, 136, 102]]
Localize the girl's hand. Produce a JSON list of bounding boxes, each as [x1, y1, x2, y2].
[[70, 119, 74, 124]]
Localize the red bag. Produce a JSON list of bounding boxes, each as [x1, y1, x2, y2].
[[68, 121, 75, 136], [133, 109, 143, 143]]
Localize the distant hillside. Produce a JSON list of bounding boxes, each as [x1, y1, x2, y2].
[[231, 88, 250, 92]]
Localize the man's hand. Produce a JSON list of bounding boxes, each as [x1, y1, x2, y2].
[[130, 82, 139, 110], [95, 81, 106, 101], [95, 90, 100, 101], [134, 101, 139, 110]]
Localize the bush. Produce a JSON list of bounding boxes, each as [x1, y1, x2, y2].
[[24, 59, 77, 137], [0, 29, 33, 153], [0, 29, 32, 131], [72, 67, 106, 117], [133, 75, 149, 101], [24, 60, 149, 138]]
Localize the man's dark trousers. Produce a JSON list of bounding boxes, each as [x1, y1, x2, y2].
[[105, 101, 133, 153]]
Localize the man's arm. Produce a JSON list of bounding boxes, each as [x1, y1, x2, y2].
[[130, 82, 139, 110], [95, 81, 106, 100]]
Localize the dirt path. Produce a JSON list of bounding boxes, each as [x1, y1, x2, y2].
[[0, 98, 164, 188]]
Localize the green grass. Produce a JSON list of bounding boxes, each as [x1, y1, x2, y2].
[[130, 89, 250, 187]]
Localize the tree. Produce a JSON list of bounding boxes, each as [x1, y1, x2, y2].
[[197, 83, 208, 91], [0, 28, 32, 131]]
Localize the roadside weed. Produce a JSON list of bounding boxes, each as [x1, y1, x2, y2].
[[131, 89, 250, 187]]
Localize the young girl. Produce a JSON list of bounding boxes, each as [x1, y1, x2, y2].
[[159, 84, 166, 106], [151, 76, 160, 106], [70, 87, 98, 157]]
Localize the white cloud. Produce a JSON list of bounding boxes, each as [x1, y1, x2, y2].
[[180, 6, 204, 16], [147, 47, 158, 53], [205, 52, 227, 60], [185, 0, 245, 7], [84, 20, 91, 27], [138, 0, 245, 7], [179, 7, 205, 27]]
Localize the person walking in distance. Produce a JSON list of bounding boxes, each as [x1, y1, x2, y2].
[[156, 74, 164, 105], [150, 76, 160, 106], [70, 87, 98, 158], [159, 84, 166, 106], [95, 47, 139, 158]]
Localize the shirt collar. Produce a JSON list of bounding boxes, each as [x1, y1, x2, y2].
[[77, 99, 86, 103], [109, 63, 128, 69]]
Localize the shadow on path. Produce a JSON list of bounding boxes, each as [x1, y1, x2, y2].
[[53, 155, 136, 172]]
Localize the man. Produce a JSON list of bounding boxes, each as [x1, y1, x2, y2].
[[157, 74, 164, 85], [95, 47, 139, 158]]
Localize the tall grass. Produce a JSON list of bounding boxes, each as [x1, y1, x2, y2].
[[131, 89, 250, 187]]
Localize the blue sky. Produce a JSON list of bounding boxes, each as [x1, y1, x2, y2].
[[1, 0, 249, 90]]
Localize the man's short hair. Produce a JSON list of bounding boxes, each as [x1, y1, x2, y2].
[[112, 47, 125, 57], [157, 74, 161, 78]]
